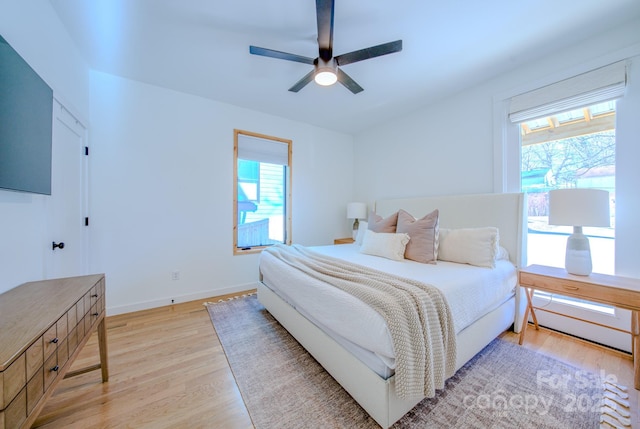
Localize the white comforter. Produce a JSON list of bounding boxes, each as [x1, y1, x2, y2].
[[259, 243, 517, 371]]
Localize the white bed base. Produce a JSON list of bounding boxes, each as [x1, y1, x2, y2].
[[258, 282, 516, 428], [257, 192, 528, 428]]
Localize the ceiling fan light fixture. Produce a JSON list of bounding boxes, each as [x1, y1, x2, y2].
[[314, 68, 337, 86]]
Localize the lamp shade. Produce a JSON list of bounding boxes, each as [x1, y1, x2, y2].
[[347, 202, 367, 220], [548, 189, 610, 227]]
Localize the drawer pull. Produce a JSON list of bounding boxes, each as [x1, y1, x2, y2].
[[563, 286, 580, 291], [51, 337, 59, 344], [51, 365, 59, 372]]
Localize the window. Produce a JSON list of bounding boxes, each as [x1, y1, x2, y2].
[[504, 61, 626, 278], [519, 101, 616, 278], [494, 61, 631, 351], [234, 129, 292, 254]]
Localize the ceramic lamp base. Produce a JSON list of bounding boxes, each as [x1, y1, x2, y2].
[[352, 218, 360, 240], [565, 226, 592, 276]]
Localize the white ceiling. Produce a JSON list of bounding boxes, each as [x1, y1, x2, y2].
[[49, 0, 640, 134]]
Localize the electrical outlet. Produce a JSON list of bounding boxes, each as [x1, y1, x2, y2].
[[171, 271, 180, 281]]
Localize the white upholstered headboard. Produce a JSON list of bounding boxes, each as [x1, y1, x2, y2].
[[374, 193, 527, 269]]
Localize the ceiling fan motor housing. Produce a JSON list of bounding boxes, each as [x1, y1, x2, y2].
[[314, 57, 338, 85]]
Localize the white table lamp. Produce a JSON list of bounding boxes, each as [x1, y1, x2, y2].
[[548, 188, 610, 276], [347, 202, 367, 239]]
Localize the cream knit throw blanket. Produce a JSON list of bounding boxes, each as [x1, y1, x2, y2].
[[264, 244, 457, 400]]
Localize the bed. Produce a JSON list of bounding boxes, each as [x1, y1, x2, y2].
[[257, 192, 527, 428]]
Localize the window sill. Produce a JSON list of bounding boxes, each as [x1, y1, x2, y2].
[[234, 246, 266, 255]]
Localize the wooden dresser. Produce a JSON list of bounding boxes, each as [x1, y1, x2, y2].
[[0, 274, 108, 429]]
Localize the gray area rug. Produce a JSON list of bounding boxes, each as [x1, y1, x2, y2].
[[205, 294, 615, 429]]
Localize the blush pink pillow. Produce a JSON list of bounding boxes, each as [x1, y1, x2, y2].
[[396, 209, 439, 264], [368, 211, 398, 233]]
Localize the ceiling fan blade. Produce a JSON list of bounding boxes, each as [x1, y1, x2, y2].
[[335, 40, 403, 66], [315, 0, 334, 61], [337, 68, 363, 94], [250, 46, 315, 65], [288, 70, 316, 92]]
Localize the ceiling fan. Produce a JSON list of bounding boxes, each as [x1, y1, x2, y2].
[[249, 0, 402, 94]]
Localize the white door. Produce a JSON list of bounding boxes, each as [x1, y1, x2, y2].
[[45, 99, 88, 279]]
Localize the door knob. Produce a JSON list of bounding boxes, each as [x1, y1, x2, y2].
[[52, 241, 65, 250]]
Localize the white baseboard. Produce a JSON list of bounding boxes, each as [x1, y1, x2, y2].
[[106, 282, 260, 316]]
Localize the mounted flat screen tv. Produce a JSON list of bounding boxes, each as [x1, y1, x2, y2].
[[0, 34, 53, 195]]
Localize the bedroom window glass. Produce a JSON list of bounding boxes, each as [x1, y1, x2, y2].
[[517, 107, 617, 276], [234, 130, 292, 254]]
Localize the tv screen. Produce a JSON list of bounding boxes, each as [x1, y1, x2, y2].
[[0, 34, 53, 195]]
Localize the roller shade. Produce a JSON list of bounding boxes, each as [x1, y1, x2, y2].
[[237, 133, 289, 166], [509, 61, 627, 123]]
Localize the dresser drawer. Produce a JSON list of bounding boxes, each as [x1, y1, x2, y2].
[[26, 369, 43, 415], [43, 325, 58, 361], [56, 313, 68, 343], [75, 298, 85, 325], [58, 338, 69, 370], [43, 353, 59, 391], [84, 292, 92, 317], [83, 315, 90, 338], [25, 338, 43, 387], [67, 327, 78, 357], [77, 315, 86, 340], [91, 302, 100, 319], [1, 354, 25, 410], [67, 303, 77, 328], [1, 388, 27, 429]]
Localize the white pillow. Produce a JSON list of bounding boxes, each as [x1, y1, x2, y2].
[[497, 246, 510, 261], [438, 227, 499, 268], [355, 221, 368, 245], [360, 229, 410, 261]]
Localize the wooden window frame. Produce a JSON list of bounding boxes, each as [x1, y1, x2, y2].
[[233, 129, 292, 255]]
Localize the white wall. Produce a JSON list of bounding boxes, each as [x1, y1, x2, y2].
[[89, 71, 354, 314], [353, 19, 640, 278], [0, 0, 90, 293]]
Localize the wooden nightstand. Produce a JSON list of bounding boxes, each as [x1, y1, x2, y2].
[[518, 264, 640, 389], [334, 237, 355, 244]]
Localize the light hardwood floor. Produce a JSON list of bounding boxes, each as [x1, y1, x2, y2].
[[32, 293, 639, 428]]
